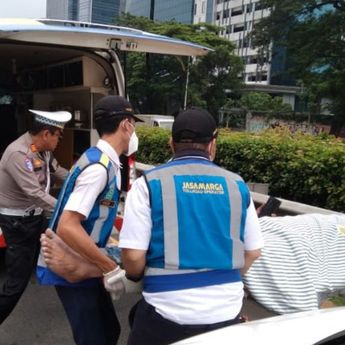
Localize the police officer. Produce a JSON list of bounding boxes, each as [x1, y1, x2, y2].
[[0, 109, 71, 324], [118, 107, 264, 345]]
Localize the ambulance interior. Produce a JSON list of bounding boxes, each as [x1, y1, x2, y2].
[[0, 42, 117, 170]]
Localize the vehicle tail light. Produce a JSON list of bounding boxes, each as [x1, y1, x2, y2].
[[0, 228, 6, 248]]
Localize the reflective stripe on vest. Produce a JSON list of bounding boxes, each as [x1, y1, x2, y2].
[[143, 158, 249, 292], [37, 146, 120, 287], [144, 268, 241, 293], [50, 146, 119, 247]]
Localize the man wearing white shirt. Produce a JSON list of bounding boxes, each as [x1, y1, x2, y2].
[[37, 95, 141, 345], [119, 107, 264, 345]]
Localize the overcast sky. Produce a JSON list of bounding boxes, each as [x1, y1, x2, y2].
[[0, 0, 46, 18]]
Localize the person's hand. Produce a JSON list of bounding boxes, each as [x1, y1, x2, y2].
[[103, 267, 143, 300], [103, 266, 126, 300]]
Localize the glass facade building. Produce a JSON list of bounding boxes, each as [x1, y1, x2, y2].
[[46, 0, 69, 20], [47, 0, 124, 25], [91, 0, 122, 24], [125, 0, 151, 18], [126, 0, 194, 23], [154, 1, 194, 23], [69, 0, 79, 21]]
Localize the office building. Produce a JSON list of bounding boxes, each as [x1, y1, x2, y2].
[[209, 0, 271, 85], [125, 0, 272, 85], [125, 0, 195, 24], [125, 0, 299, 109], [196, 0, 299, 109], [47, 0, 125, 25]]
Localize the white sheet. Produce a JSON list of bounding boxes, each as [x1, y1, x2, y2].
[[244, 213, 345, 314]]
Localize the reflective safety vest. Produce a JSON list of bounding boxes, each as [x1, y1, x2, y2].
[[36, 146, 120, 287], [143, 157, 250, 293]]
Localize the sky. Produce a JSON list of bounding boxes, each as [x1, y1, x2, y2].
[[0, 0, 46, 18]]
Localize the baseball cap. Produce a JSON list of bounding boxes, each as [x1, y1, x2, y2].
[[172, 107, 217, 143], [94, 95, 143, 122], [29, 110, 72, 129]]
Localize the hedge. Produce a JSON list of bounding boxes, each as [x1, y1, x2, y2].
[[135, 126, 345, 212]]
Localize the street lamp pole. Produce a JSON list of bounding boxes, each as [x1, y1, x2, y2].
[[183, 56, 190, 110]]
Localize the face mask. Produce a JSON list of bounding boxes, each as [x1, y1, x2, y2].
[[125, 124, 139, 157]]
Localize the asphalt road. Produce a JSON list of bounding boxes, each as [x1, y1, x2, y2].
[[0, 251, 276, 345]]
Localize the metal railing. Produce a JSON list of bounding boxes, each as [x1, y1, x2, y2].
[[135, 162, 342, 216]]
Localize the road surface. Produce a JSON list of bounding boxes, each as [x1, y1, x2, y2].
[[0, 252, 276, 345]]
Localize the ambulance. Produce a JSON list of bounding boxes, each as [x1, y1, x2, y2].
[[0, 18, 210, 249]]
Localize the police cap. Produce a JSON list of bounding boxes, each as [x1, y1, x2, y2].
[[29, 110, 72, 129]]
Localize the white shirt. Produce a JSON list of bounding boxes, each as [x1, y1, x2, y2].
[[64, 139, 121, 217], [119, 176, 264, 325]]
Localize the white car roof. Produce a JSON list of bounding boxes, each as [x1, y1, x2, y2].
[[174, 307, 345, 345], [0, 18, 211, 57]]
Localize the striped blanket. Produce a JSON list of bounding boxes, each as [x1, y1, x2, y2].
[[244, 213, 345, 314]]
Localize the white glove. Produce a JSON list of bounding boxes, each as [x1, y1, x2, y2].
[[103, 267, 143, 300], [103, 266, 126, 300]]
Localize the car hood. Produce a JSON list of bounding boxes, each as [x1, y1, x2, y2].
[[173, 307, 345, 345]]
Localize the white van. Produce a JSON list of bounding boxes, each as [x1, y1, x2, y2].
[[0, 18, 209, 158], [0, 18, 210, 247]]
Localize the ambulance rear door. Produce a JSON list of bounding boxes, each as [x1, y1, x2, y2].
[[0, 18, 211, 96]]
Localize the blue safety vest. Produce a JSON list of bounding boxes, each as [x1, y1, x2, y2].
[[36, 146, 120, 287], [143, 157, 250, 293]]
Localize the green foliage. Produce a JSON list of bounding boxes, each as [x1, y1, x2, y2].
[[116, 13, 243, 117], [223, 92, 293, 127], [135, 126, 172, 164], [251, 1, 345, 134], [237, 92, 292, 113], [329, 295, 345, 306], [136, 126, 345, 212]]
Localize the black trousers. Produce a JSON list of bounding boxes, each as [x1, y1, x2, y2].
[[56, 282, 121, 345], [0, 213, 46, 324], [128, 298, 243, 345]]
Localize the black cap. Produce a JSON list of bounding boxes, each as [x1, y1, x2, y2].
[[94, 95, 143, 122], [172, 107, 217, 143]]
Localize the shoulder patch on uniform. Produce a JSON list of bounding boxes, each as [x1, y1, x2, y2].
[[24, 158, 34, 172], [33, 158, 43, 169]]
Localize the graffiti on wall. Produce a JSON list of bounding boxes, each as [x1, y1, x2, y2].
[[247, 116, 331, 135]]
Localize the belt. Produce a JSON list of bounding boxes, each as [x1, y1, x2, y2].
[[0, 207, 43, 217]]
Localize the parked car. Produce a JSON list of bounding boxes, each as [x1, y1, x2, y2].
[[135, 114, 175, 130], [173, 307, 345, 345]]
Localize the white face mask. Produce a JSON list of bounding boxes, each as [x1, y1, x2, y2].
[[125, 123, 139, 156]]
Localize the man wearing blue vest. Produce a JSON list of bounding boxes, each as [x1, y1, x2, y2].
[[37, 95, 142, 345], [119, 107, 264, 345]]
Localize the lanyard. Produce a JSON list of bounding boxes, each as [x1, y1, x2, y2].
[[42, 151, 51, 193]]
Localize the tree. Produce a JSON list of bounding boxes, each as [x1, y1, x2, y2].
[[238, 92, 292, 113], [221, 92, 292, 128], [116, 13, 243, 118], [251, 0, 345, 134]]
